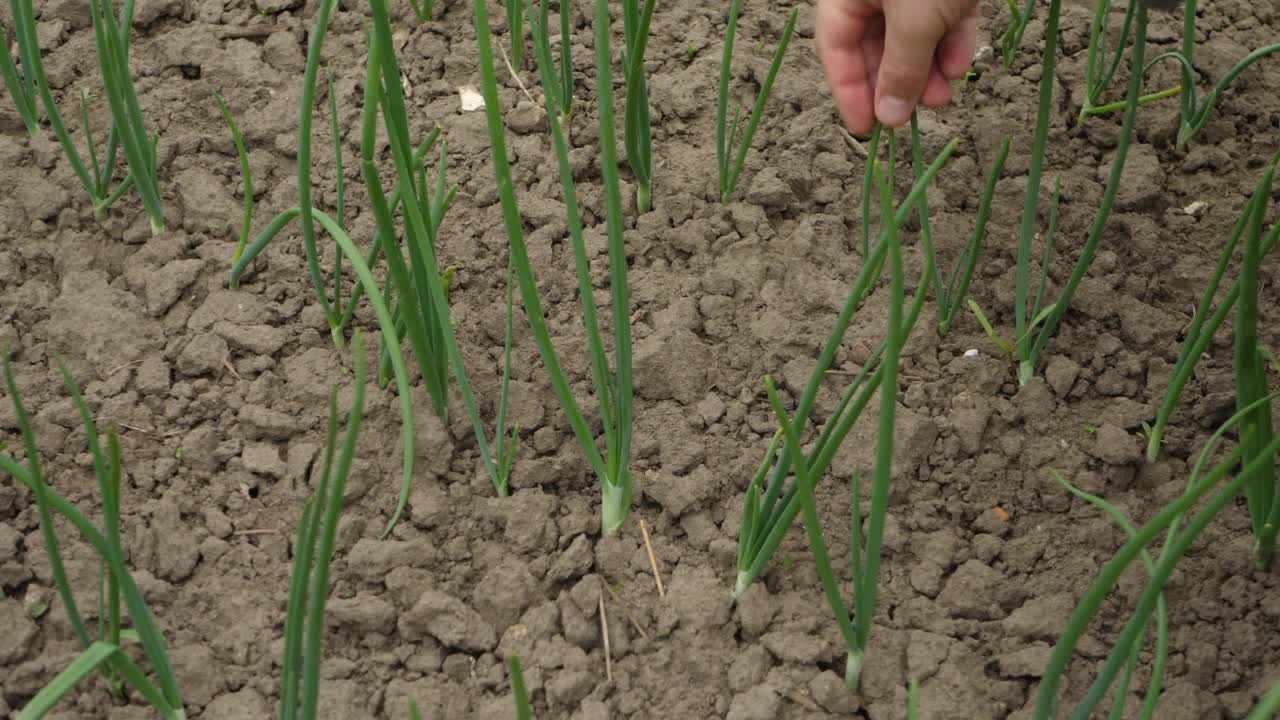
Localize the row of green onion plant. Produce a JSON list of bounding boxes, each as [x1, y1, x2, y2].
[[759, 153, 914, 692], [620, 0, 656, 213], [1035, 389, 1280, 718], [365, 0, 520, 512], [735, 128, 959, 598], [473, 0, 635, 535], [972, 0, 1150, 386], [715, 1, 797, 204], [3, 339, 532, 718], [1, 0, 163, 233], [1075, 0, 1280, 148], [2, 353, 185, 719]]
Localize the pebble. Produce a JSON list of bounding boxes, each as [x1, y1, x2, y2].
[[727, 686, 781, 720], [1091, 423, 1140, 465]]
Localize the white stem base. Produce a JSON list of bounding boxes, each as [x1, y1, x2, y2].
[[845, 649, 863, 691], [600, 480, 629, 537], [1017, 359, 1034, 386]]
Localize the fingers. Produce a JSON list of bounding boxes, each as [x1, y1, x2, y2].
[[920, 63, 952, 107], [819, 0, 979, 133], [874, 0, 950, 127], [816, 0, 876, 136], [937, 14, 978, 80]]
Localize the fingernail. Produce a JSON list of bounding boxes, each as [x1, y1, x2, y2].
[[876, 95, 913, 127]]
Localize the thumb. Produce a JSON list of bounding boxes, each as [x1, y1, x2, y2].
[[875, 2, 948, 127]]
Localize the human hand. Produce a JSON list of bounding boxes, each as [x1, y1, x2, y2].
[[816, 0, 979, 136]]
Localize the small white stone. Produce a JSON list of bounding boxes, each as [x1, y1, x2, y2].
[[964, 348, 980, 358], [458, 85, 484, 112], [1183, 200, 1208, 217]]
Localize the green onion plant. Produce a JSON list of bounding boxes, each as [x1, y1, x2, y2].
[[529, 0, 573, 129], [491, 260, 521, 493], [1075, 0, 1179, 124], [1144, 1, 1278, 147], [1247, 677, 1280, 720], [328, 66, 347, 263], [228, 121, 471, 533], [507, 0, 525, 69], [1144, 150, 1280, 569], [1, 0, 163, 231], [227, 131, 443, 344], [714, 1, 797, 203], [214, 91, 253, 263], [364, 2, 528, 512], [761, 155, 908, 692], [1071, 0, 1280, 146], [408, 0, 434, 21], [0, 3, 39, 136], [621, 0, 656, 213], [88, 0, 164, 235], [509, 656, 533, 719], [734, 131, 959, 597], [228, 1, 368, 350], [975, 0, 1153, 386], [978, 0, 1066, 384], [999, 0, 1035, 64], [481, 0, 636, 534], [1, 354, 185, 719], [279, 332, 368, 720], [907, 115, 1010, 337], [852, 114, 1006, 338], [294, 0, 347, 346], [1230, 152, 1278, 570], [1051, 470, 1169, 719], [363, 3, 517, 515]]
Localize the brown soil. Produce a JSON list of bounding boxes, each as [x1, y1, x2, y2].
[[2, 0, 1279, 718]]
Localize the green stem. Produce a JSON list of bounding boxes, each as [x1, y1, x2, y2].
[[1080, 84, 1180, 122]]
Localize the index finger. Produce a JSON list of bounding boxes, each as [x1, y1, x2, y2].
[[816, 0, 876, 136]]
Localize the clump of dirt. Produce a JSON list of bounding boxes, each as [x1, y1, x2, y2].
[[2, 0, 1279, 718]]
